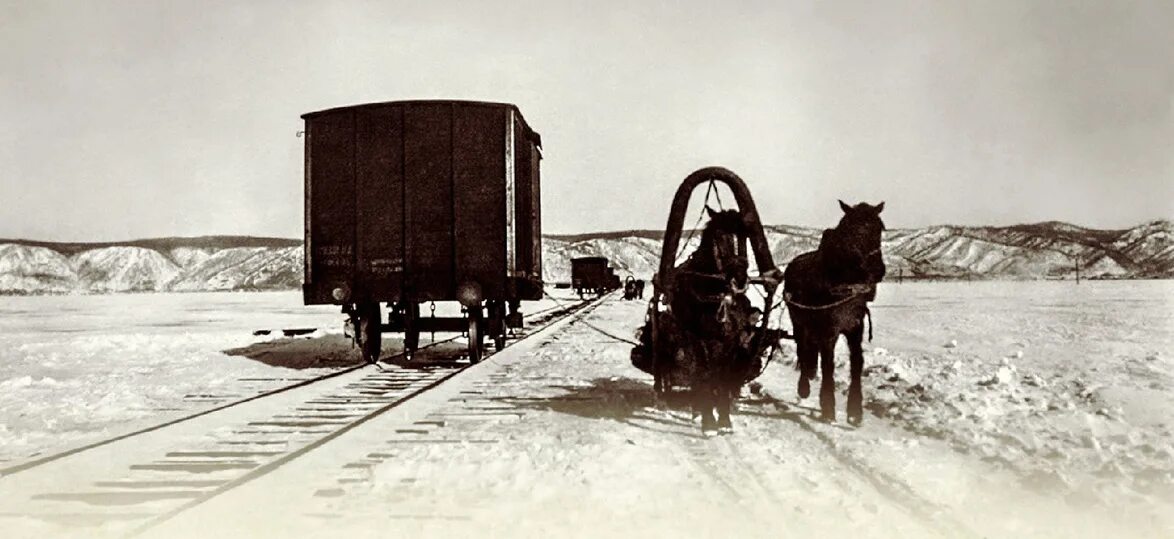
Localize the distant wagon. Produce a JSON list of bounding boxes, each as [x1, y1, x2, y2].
[[571, 256, 611, 298], [301, 100, 543, 364]]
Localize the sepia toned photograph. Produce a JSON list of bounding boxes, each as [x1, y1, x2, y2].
[[1, 1, 1171, 538]]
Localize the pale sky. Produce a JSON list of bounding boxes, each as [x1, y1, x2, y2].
[[2, 0, 1171, 241]]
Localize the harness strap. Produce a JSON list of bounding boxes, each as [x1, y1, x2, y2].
[[783, 291, 861, 310], [783, 282, 875, 311]]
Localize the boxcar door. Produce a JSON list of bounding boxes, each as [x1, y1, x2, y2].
[[305, 111, 356, 304], [354, 106, 405, 300], [403, 103, 456, 300], [452, 104, 507, 300]]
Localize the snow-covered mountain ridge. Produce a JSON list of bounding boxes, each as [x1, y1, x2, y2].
[[1, 221, 1170, 294]]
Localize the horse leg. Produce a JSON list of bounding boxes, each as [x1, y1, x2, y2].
[[796, 335, 816, 399], [653, 361, 668, 408], [696, 382, 718, 435], [846, 324, 865, 426], [717, 377, 734, 434], [818, 337, 837, 422]]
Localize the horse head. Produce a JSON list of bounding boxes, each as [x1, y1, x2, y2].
[[823, 200, 886, 284], [702, 207, 751, 292]]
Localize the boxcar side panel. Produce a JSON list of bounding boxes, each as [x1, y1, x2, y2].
[[513, 120, 542, 296], [511, 121, 542, 299], [513, 119, 531, 280], [404, 104, 455, 300], [306, 112, 356, 304], [452, 105, 506, 299], [529, 141, 542, 288], [354, 106, 404, 300], [503, 111, 517, 282]]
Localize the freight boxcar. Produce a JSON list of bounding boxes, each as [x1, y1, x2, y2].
[[571, 256, 610, 298], [302, 100, 543, 363]]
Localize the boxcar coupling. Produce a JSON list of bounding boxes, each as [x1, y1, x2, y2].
[[301, 100, 543, 364]]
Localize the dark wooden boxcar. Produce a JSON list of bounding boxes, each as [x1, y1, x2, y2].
[[571, 256, 609, 298], [302, 100, 543, 363]]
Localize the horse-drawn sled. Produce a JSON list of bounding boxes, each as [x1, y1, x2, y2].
[[622, 276, 644, 300], [629, 167, 887, 432], [629, 167, 786, 434]]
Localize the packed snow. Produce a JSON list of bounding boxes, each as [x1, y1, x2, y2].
[[0, 292, 340, 462], [0, 291, 571, 464], [0, 281, 1170, 537]]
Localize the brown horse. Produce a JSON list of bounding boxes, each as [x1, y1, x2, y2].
[[784, 201, 886, 425], [668, 208, 758, 434]]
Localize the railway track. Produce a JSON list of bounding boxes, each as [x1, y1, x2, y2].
[[0, 295, 603, 538]]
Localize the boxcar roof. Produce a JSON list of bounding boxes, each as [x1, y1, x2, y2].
[[301, 99, 541, 147]]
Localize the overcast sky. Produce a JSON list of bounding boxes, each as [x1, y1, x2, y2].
[[1, 0, 1171, 241]]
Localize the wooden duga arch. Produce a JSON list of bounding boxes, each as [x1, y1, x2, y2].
[[654, 166, 782, 297], [647, 166, 783, 388]]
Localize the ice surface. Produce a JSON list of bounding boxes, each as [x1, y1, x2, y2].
[[0, 281, 1170, 537], [0, 292, 341, 461]]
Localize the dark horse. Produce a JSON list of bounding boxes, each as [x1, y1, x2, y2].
[[668, 208, 757, 434], [784, 201, 886, 425]]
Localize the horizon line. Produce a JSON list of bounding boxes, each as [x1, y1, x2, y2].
[[1, 217, 1170, 247]]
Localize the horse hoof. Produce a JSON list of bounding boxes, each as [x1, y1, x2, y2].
[[819, 411, 835, 423], [702, 428, 719, 438], [718, 426, 734, 435], [798, 379, 811, 399], [847, 415, 863, 427]]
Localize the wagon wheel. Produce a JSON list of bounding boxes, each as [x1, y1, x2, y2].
[[401, 302, 420, 359], [355, 302, 382, 364], [466, 306, 484, 364]]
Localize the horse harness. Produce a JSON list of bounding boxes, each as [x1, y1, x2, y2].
[[782, 282, 877, 342]]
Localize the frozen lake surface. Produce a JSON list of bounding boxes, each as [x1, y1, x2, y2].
[[0, 281, 1171, 535], [846, 280, 1174, 511], [0, 290, 570, 462]]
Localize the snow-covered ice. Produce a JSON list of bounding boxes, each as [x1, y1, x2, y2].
[[0, 291, 572, 464], [0, 292, 343, 462], [0, 281, 1171, 537], [848, 280, 1174, 512], [139, 281, 1173, 538]]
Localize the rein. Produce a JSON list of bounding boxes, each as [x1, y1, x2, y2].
[[782, 284, 876, 341]]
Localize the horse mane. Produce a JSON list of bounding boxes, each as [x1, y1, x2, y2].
[[785, 201, 886, 299]]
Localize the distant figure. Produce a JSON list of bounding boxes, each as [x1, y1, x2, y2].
[[635, 279, 645, 299], [623, 276, 638, 300]]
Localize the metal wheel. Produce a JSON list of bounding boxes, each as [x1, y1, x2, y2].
[[355, 302, 382, 364], [401, 302, 420, 359], [467, 307, 484, 364], [467, 317, 484, 364]]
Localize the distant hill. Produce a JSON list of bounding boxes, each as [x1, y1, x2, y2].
[[546, 230, 666, 243], [0, 236, 300, 256], [1, 220, 1170, 294]]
